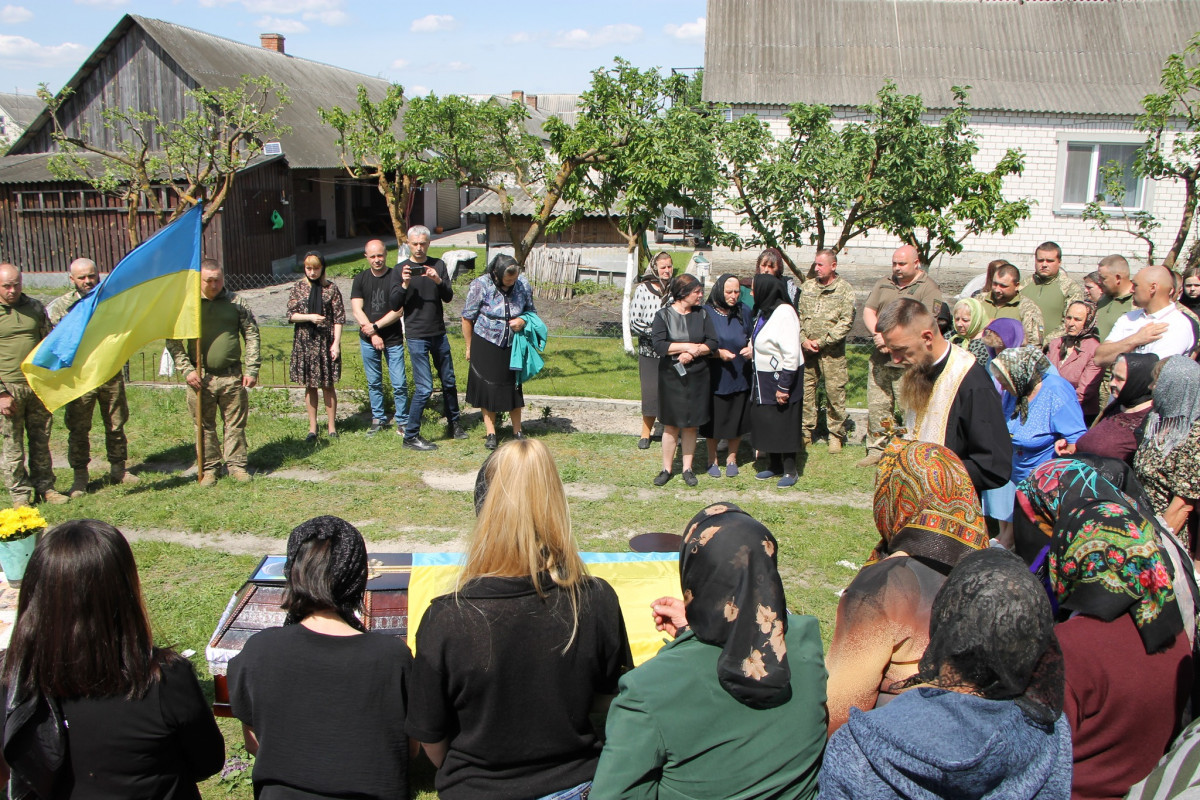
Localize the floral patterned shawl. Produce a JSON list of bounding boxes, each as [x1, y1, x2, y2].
[[1144, 356, 1200, 456], [868, 440, 988, 568], [1049, 499, 1183, 654], [990, 346, 1051, 423], [680, 502, 791, 709]]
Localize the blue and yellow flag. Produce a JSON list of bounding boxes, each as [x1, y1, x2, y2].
[[22, 204, 203, 411]]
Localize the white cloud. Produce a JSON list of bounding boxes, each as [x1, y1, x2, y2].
[[391, 58, 409, 70], [410, 14, 456, 33], [664, 17, 705, 41], [446, 61, 470, 72], [244, 0, 326, 12], [551, 23, 642, 50], [72, 0, 128, 6], [0, 5, 32, 23], [408, 84, 430, 96], [254, 15, 308, 34], [506, 31, 536, 44], [302, 9, 349, 25], [0, 34, 84, 66]]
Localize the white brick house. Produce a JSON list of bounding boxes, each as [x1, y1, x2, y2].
[[704, 0, 1200, 274]]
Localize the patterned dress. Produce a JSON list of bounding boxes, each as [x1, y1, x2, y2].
[[287, 279, 345, 386]]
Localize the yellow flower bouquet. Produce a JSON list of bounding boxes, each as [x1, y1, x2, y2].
[[0, 507, 47, 541]]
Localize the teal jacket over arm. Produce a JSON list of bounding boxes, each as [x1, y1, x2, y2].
[[590, 615, 828, 800], [509, 311, 548, 385]]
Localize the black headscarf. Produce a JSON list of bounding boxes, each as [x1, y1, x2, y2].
[[303, 251, 326, 315], [707, 273, 741, 313], [284, 516, 369, 631], [680, 502, 791, 709], [488, 254, 520, 295], [752, 273, 788, 319], [1097, 353, 1159, 421], [899, 548, 1064, 725]]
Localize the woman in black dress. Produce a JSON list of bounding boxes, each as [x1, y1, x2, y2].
[[287, 251, 345, 441], [751, 273, 804, 488], [229, 516, 413, 800], [461, 254, 538, 451], [1, 520, 225, 799], [701, 274, 753, 478], [651, 274, 717, 487]]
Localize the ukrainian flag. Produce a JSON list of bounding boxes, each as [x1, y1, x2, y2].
[[22, 204, 203, 412]]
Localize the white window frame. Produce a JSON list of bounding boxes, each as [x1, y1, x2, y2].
[[1054, 132, 1153, 216]]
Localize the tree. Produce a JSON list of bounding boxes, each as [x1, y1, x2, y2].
[[39, 75, 290, 247], [711, 83, 1030, 274], [319, 84, 450, 248], [1082, 160, 1160, 264], [1137, 33, 1200, 269], [560, 65, 720, 351], [404, 93, 548, 263]]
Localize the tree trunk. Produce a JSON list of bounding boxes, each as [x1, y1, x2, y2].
[[379, 172, 407, 249], [620, 236, 638, 355], [1163, 176, 1198, 269]]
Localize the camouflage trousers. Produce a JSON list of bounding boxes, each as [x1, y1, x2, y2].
[[64, 374, 129, 470], [866, 350, 905, 453], [802, 344, 849, 441], [0, 384, 55, 505], [186, 374, 248, 472]]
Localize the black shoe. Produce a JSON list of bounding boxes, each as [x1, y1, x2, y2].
[[513, 431, 526, 440], [653, 470, 673, 486], [682, 470, 698, 487], [485, 434, 498, 451], [450, 423, 468, 440], [367, 419, 383, 436], [637, 437, 651, 450], [403, 436, 438, 452], [304, 432, 318, 443]]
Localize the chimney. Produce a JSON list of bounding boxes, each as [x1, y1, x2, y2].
[[526, 94, 538, 111], [260, 33, 285, 54], [511, 90, 524, 104]]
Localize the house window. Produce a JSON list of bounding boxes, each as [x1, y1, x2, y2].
[[1055, 135, 1148, 214]]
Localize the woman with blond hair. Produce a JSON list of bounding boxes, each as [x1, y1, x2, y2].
[[408, 438, 633, 800]]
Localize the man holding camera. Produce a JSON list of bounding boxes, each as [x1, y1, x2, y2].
[[391, 225, 465, 451]]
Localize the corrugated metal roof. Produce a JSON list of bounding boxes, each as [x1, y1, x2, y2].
[[14, 15, 395, 168], [463, 190, 613, 217], [703, 0, 1200, 115], [0, 93, 44, 129]]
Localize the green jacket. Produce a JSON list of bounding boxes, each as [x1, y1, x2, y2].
[[1022, 271, 1084, 341], [46, 287, 86, 328], [798, 276, 856, 349], [0, 295, 49, 392], [983, 294, 1044, 347], [166, 288, 261, 379], [590, 617, 828, 800], [1094, 291, 1134, 340]]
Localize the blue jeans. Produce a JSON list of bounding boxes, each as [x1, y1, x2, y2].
[[405, 334, 460, 438], [536, 782, 591, 800], [359, 339, 408, 426]]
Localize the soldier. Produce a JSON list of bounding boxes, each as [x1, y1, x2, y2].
[[859, 245, 947, 467], [0, 263, 68, 506], [1021, 242, 1083, 341], [46, 258, 139, 497], [166, 260, 261, 485], [982, 263, 1044, 348], [799, 249, 855, 453]]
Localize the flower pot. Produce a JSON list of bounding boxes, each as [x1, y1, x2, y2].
[[0, 532, 39, 586]]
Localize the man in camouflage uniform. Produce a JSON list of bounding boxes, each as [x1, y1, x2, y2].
[[982, 263, 1044, 347], [859, 245, 947, 467], [1021, 242, 1083, 341], [0, 264, 68, 506], [799, 249, 855, 453], [47, 258, 139, 498], [166, 260, 261, 485]]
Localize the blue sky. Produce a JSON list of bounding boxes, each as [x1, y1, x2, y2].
[[0, 1, 706, 99]]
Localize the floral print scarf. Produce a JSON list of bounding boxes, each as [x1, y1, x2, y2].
[[680, 502, 791, 709], [1144, 356, 1200, 456], [990, 346, 1051, 423], [1049, 499, 1183, 654]]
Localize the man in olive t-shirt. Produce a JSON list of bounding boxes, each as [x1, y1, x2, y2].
[[0, 263, 67, 506]]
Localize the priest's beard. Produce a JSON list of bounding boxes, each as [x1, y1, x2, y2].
[[898, 350, 938, 415]]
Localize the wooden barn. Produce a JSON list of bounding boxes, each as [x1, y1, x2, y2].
[[0, 15, 467, 284]]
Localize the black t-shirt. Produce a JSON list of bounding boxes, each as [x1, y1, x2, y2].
[[53, 655, 225, 799], [350, 268, 403, 346], [391, 258, 453, 339], [407, 574, 632, 800], [228, 624, 412, 800]]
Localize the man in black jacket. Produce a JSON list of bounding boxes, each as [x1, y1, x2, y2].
[[391, 225, 466, 451]]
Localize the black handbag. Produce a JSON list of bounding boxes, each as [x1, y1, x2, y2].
[[3, 680, 67, 800]]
